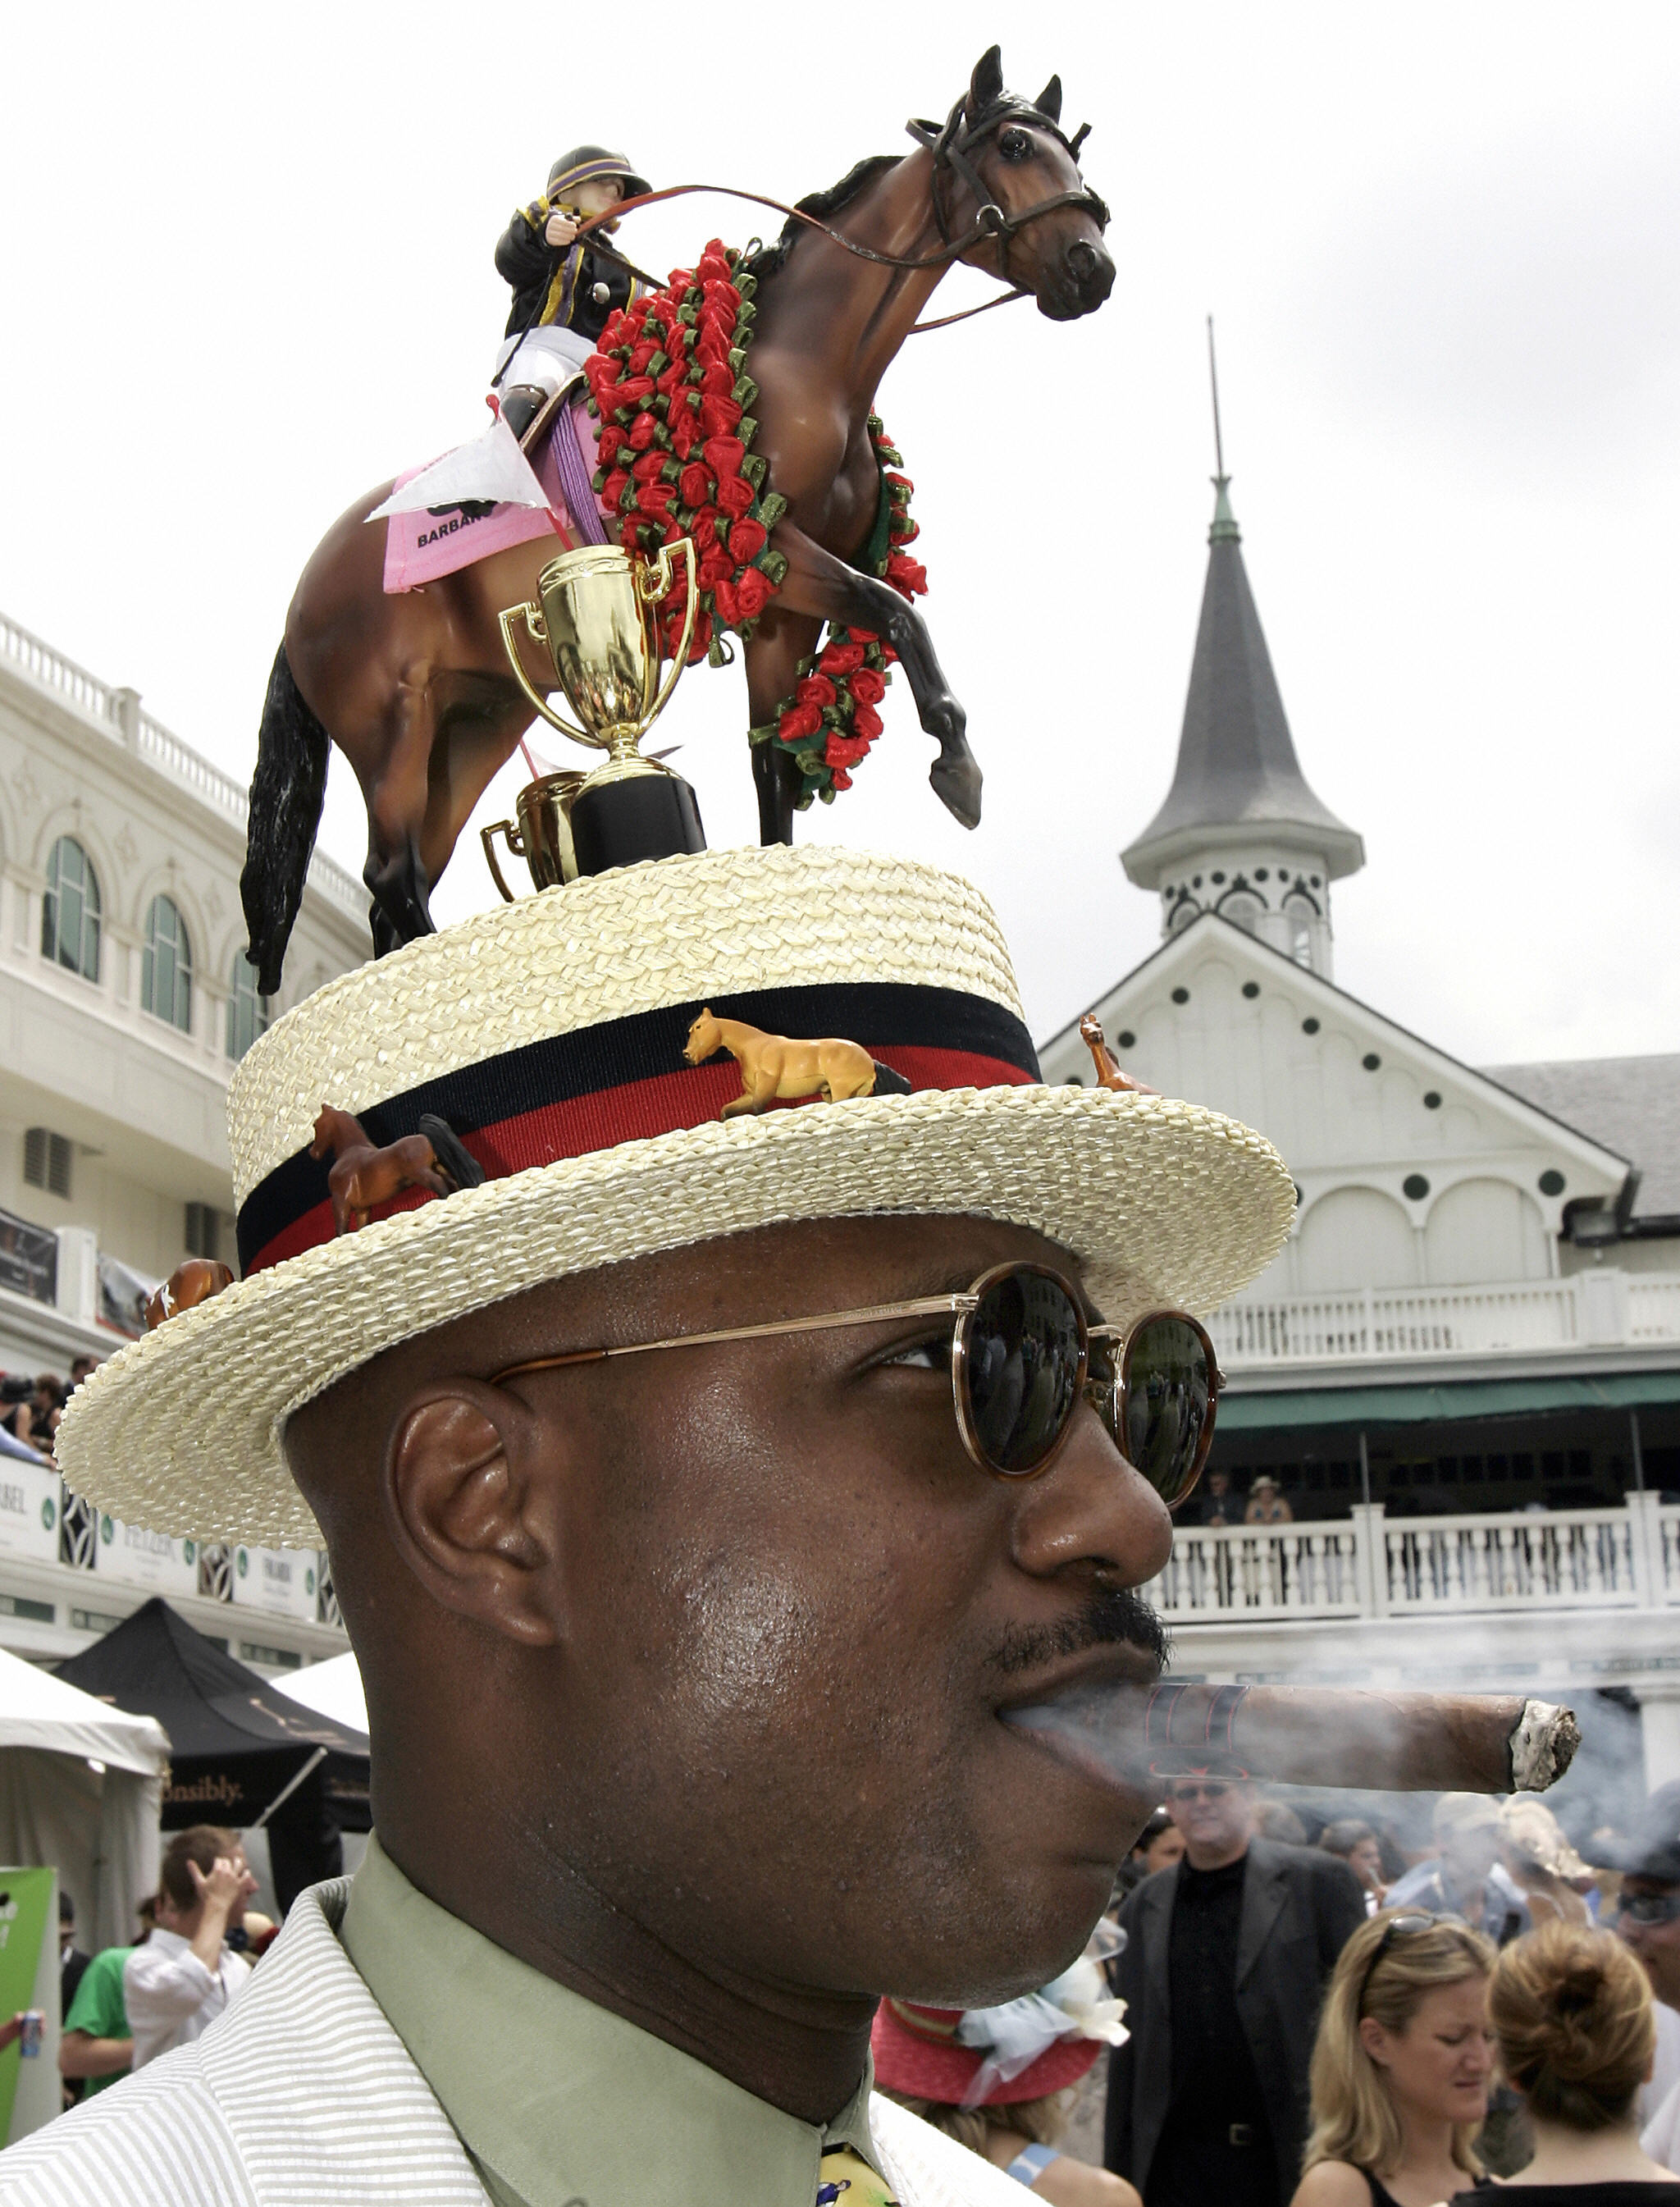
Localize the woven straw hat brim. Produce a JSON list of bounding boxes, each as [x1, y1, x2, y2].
[[57, 1083, 1292, 1548]]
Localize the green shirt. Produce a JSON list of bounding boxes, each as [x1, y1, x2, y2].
[[62, 1944, 134, 2096], [339, 1835, 882, 2207]]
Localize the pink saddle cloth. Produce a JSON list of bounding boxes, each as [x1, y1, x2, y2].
[[381, 402, 606, 593]]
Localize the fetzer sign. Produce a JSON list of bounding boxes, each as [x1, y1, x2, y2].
[[102, 1521, 199, 1599], [231, 1547, 319, 1622]]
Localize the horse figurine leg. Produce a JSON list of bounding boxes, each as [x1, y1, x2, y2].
[[362, 664, 441, 948], [746, 522, 982, 843]]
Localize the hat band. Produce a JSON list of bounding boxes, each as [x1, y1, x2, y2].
[[236, 981, 1039, 1277]]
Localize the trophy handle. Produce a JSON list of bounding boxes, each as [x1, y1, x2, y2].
[[496, 601, 595, 747], [480, 819, 525, 902], [638, 537, 699, 728]]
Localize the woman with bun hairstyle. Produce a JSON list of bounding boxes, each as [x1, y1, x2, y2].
[[1292, 1910, 1498, 2207], [1460, 1919, 1680, 2200]]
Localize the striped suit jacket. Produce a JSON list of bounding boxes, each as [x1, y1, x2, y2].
[[0, 1880, 1021, 2207]]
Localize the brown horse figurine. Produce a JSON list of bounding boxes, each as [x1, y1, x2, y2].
[[683, 1008, 911, 1117], [1080, 1012, 1158, 1096], [309, 1105, 473, 1233], [241, 47, 1112, 992], [144, 1258, 235, 1331]]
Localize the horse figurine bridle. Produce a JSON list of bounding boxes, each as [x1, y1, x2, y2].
[[905, 92, 1110, 263]]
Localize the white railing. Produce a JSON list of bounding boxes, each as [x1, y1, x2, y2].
[[1148, 1497, 1680, 1625], [1632, 1277, 1680, 1342], [1210, 1273, 1680, 1366], [1383, 1507, 1640, 1611], [1148, 1523, 1364, 1620], [1, 607, 366, 923]]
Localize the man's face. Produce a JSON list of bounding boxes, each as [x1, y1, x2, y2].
[[1348, 1835, 1385, 1891], [294, 1215, 1172, 2013], [1208, 1471, 1230, 1496], [1618, 1877, 1680, 2008], [1166, 1776, 1255, 1862]]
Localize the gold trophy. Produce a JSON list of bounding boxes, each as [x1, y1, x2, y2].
[[485, 537, 704, 895]]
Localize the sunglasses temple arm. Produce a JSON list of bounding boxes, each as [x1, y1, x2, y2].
[[498, 1294, 977, 1381]]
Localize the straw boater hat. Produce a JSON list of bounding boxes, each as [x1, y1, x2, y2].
[[57, 846, 1294, 1547]]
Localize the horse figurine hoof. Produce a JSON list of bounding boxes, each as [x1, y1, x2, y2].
[[683, 1008, 911, 1119]]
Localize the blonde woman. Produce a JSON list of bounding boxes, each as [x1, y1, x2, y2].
[[1464, 1919, 1680, 2200], [1291, 1910, 1497, 2207]]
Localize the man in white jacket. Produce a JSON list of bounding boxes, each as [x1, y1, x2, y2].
[[0, 846, 1290, 2207], [125, 1829, 256, 2072]]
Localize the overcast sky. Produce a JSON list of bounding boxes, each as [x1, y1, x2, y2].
[[2, 2, 1676, 1069]]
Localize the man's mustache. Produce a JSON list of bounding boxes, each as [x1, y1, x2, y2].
[[989, 1583, 1169, 1678]]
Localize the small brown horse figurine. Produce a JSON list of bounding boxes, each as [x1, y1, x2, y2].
[[684, 1008, 911, 1117], [1080, 1013, 1158, 1096], [242, 47, 1112, 992], [144, 1258, 235, 1331], [309, 1105, 485, 1233]]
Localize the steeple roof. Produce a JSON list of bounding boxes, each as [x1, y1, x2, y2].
[[1122, 479, 1364, 886]]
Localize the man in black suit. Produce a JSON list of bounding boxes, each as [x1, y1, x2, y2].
[[1103, 1763, 1367, 2207]]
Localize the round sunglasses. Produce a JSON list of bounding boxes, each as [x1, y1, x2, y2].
[[491, 1260, 1222, 1508]]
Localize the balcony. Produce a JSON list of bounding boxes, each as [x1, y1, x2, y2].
[[1209, 1271, 1680, 1370], [1147, 1495, 1678, 1627]]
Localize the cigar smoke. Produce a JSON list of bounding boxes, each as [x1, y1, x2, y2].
[[1005, 1678, 1579, 1795]]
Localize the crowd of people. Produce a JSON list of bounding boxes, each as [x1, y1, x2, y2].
[[2, 1828, 272, 2111], [13, 1785, 1680, 2207], [0, 1359, 94, 1462]]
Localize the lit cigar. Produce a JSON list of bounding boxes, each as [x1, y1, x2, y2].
[[1007, 1679, 1580, 1794]]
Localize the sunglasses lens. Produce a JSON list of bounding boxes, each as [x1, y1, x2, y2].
[[965, 1268, 1085, 1474], [1123, 1316, 1214, 1507]]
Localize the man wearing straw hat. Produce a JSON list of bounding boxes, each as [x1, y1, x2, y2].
[[3, 845, 1294, 2207]]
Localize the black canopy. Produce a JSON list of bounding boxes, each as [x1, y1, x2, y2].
[[56, 1598, 370, 1910]]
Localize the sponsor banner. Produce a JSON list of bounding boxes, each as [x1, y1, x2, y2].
[[231, 1545, 320, 1622], [0, 1867, 57, 2143], [0, 1462, 60, 1565], [100, 1519, 199, 1598], [0, 1209, 55, 1307]]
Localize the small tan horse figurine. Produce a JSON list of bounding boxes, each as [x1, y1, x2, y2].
[[1080, 1013, 1158, 1095], [683, 1008, 911, 1119], [144, 1258, 235, 1331], [310, 1106, 485, 1233]]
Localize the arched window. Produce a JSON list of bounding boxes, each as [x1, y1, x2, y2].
[[226, 954, 272, 1060], [1167, 899, 1198, 934], [1219, 891, 1261, 937], [1283, 893, 1318, 967], [41, 837, 101, 981], [141, 895, 193, 1033]]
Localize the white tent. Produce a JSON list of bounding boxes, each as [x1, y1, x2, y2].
[[272, 1648, 368, 1735], [0, 1643, 169, 1953]]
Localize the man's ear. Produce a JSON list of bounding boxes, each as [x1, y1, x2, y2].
[[381, 1383, 562, 1647]]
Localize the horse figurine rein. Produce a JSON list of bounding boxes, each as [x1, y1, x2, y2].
[[568, 94, 1108, 331]]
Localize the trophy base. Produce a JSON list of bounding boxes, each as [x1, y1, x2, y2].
[[570, 770, 707, 878]]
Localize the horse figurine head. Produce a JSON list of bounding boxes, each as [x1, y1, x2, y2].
[[1080, 1012, 1158, 1095], [682, 1008, 724, 1067], [921, 44, 1115, 322]]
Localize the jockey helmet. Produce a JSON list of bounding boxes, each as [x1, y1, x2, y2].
[[547, 145, 651, 204]]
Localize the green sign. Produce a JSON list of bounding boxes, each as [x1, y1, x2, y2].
[[0, 1867, 55, 2143]]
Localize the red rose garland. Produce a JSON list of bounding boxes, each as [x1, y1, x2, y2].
[[584, 241, 788, 669], [582, 240, 927, 810], [757, 419, 925, 806]]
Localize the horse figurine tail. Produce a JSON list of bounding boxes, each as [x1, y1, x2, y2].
[[241, 643, 331, 999]]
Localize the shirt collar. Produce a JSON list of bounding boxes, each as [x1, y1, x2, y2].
[[340, 1834, 880, 2207]]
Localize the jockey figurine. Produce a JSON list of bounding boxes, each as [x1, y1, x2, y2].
[[493, 144, 651, 442]]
